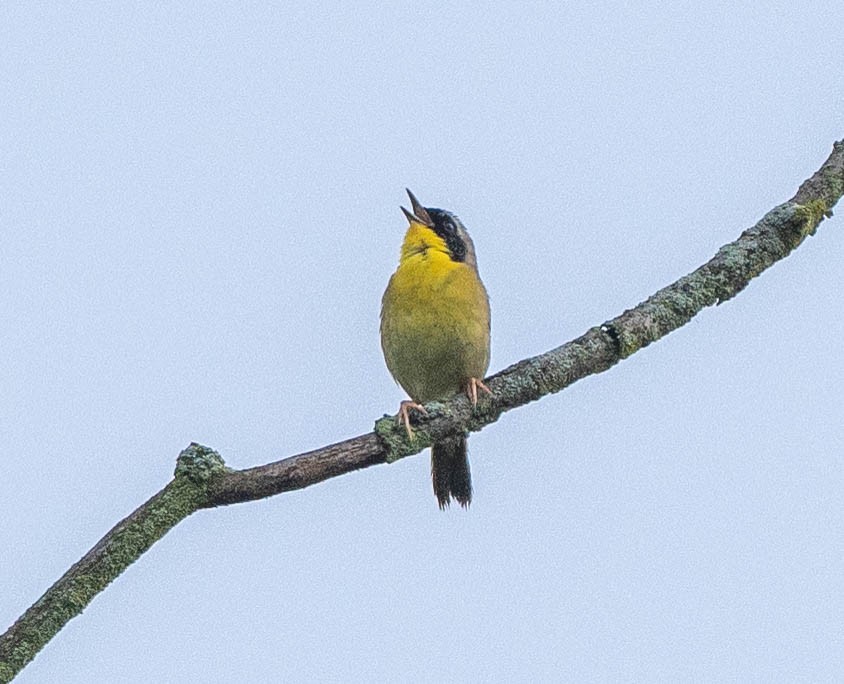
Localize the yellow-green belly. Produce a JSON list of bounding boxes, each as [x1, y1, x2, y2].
[[381, 254, 490, 403]]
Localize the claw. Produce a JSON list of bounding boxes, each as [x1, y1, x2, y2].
[[466, 378, 492, 407], [397, 400, 428, 439]]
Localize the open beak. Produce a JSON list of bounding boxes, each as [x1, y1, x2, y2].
[[401, 188, 434, 227]]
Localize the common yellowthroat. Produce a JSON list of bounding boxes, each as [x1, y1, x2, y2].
[[380, 189, 491, 508]]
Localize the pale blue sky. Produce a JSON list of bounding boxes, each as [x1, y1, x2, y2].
[[2, 3, 842, 682]]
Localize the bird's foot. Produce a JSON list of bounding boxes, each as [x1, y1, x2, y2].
[[397, 400, 428, 439], [466, 378, 492, 407]]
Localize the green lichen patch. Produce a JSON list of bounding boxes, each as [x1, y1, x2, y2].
[[174, 443, 228, 483], [793, 199, 829, 236], [374, 414, 433, 463]]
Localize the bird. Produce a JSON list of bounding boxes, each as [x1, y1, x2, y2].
[[380, 189, 491, 508]]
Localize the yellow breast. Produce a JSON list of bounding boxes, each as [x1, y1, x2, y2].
[[380, 223, 490, 402]]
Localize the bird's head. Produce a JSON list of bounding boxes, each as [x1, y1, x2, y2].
[[400, 189, 478, 267]]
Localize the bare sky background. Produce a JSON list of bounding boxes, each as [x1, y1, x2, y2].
[[2, 3, 842, 681]]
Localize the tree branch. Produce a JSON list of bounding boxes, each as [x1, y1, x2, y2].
[[2, 140, 841, 682]]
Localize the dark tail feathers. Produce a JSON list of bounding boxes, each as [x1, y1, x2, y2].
[[431, 435, 472, 509]]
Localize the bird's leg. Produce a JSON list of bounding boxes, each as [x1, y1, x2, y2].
[[397, 400, 428, 439], [466, 377, 492, 407]]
